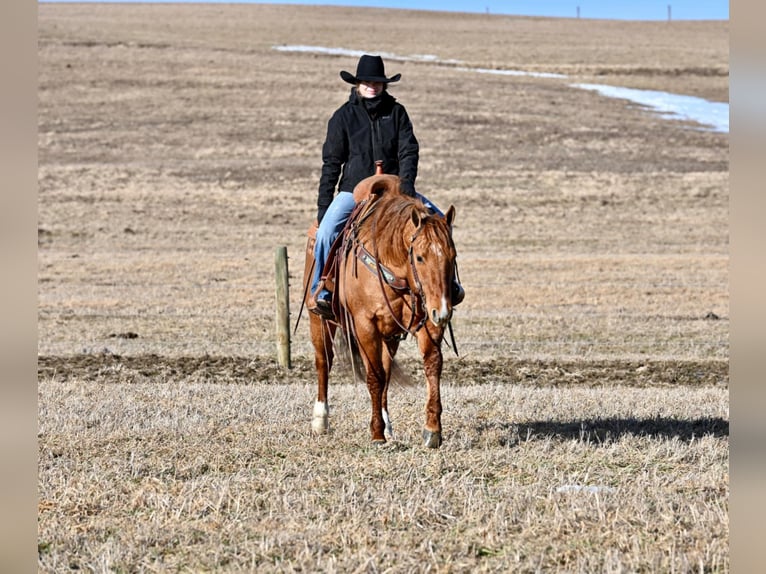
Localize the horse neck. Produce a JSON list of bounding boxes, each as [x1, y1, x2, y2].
[[365, 198, 416, 266]]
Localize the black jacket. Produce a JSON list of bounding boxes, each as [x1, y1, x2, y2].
[[317, 88, 419, 223]]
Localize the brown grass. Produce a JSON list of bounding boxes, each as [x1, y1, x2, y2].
[[38, 4, 728, 572], [38, 373, 727, 572]]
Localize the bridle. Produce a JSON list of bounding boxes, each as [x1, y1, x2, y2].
[[407, 224, 426, 303], [369, 212, 424, 336], [406, 219, 460, 355], [370, 212, 455, 339]]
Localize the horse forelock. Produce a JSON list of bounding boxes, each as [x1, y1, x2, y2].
[[419, 220, 457, 276], [422, 214, 454, 250]]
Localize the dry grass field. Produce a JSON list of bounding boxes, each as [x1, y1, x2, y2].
[[38, 4, 728, 572]]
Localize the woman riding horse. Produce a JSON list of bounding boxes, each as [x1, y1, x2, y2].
[[308, 54, 464, 319]]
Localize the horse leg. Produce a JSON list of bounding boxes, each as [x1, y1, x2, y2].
[[356, 327, 387, 444], [310, 315, 334, 435], [418, 328, 444, 448], [303, 231, 333, 435], [381, 338, 400, 441]]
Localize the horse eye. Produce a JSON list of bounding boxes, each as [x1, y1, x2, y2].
[[416, 255, 424, 263]]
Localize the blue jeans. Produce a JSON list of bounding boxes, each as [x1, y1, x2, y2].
[[311, 190, 442, 297]]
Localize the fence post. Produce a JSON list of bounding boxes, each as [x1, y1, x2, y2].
[[275, 246, 291, 369]]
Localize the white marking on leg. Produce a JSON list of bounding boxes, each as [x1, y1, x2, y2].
[[312, 400, 329, 435], [382, 409, 394, 440]]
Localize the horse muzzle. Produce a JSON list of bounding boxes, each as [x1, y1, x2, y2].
[[428, 299, 453, 327]]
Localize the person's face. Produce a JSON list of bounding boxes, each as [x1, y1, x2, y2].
[[358, 81, 384, 99]]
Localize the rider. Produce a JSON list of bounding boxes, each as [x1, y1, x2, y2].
[[308, 54, 464, 319]]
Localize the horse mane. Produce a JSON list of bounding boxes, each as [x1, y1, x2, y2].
[[360, 190, 452, 265]]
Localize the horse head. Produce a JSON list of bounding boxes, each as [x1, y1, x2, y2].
[[408, 204, 457, 328]]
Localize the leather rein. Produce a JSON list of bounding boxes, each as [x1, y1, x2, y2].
[[366, 208, 436, 338]]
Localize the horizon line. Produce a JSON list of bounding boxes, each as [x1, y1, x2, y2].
[[37, 1, 731, 22]]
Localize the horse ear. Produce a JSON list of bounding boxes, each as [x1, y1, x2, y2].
[[411, 208, 422, 228], [445, 205, 456, 227]]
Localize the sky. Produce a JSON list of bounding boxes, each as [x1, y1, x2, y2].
[[40, 1, 729, 21]]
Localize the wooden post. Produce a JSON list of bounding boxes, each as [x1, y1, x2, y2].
[[275, 246, 291, 369]]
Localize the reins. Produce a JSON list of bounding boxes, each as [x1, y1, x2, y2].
[[294, 255, 315, 336], [370, 208, 423, 335]]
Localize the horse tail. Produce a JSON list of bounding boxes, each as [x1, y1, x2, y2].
[[332, 331, 366, 383], [332, 330, 414, 387], [388, 354, 416, 388]]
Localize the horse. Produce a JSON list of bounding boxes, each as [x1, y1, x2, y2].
[[302, 173, 458, 448]]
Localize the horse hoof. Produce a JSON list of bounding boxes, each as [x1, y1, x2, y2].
[[372, 438, 387, 447], [311, 418, 328, 435], [422, 430, 442, 448]]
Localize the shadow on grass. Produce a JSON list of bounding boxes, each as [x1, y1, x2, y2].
[[480, 416, 729, 445]]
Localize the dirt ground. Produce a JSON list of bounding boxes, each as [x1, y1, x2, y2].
[[38, 3, 728, 385]]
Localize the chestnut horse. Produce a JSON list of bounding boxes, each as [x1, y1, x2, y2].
[[302, 174, 457, 448]]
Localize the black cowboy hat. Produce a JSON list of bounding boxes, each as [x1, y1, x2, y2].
[[340, 54, 401, 85]]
